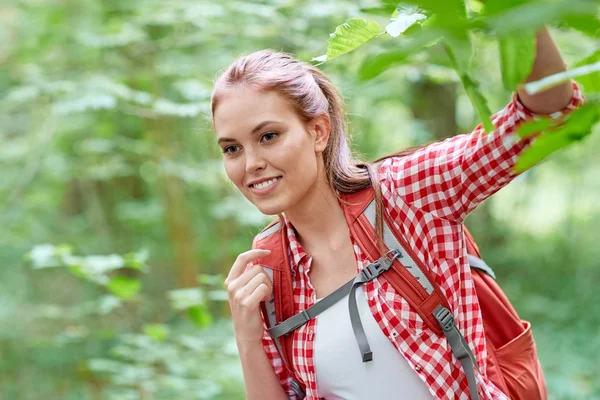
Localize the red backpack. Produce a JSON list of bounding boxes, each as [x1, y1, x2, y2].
[[253, 186, 547, 399]]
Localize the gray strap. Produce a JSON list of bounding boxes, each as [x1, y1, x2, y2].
[[433, 306, 480, 400], [268, 278, 355, 339], [348, 250, 402, 363], [468, 254, 496, 279]]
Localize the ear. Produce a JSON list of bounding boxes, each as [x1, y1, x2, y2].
[[308, 114, 331, 154]]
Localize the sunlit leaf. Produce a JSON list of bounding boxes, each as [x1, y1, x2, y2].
[[385, 5, 427, 37], [108, 276, 141, 300], [325, 19, 382, 61], [499, 31, 536, 90]]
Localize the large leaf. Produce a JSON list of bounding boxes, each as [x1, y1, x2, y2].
[[325, 19, 382, 61], [515, 102, 600, 171], [574, 50, 600, 93], [498, 31, 536, 90]]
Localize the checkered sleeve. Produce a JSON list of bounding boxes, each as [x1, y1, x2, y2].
[[381, 81, 584, 223]]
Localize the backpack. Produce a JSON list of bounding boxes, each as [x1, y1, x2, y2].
[[252, 186, 547, 399]]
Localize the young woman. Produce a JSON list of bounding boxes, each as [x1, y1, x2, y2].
[[213, 28, 583, 400]]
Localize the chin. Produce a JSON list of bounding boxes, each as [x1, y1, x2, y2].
[[254, 202, 286, 217]]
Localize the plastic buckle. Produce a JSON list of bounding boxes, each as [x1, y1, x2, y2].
[[361, 250, 402, 282], [361, 260, 381, 281], [434, 306, 455, 332]]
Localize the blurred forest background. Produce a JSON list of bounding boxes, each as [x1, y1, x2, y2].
[[1, 0, 599, 399]]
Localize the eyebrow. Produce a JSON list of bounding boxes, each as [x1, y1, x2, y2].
[[217, 120, 279, 145]]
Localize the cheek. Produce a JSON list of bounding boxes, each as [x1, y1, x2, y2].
[[223, 160, 244, 188]]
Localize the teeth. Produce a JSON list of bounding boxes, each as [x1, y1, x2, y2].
[[254, 178, 278, 190]]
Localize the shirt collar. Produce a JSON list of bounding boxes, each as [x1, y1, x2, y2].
[[282, 213, 310, 269]]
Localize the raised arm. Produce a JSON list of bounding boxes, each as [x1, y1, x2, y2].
[[380, 28, 584, 224]]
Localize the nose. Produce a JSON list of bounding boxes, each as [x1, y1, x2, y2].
[[245, 149, 267, 174]]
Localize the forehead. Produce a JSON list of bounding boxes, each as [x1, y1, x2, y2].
[[213, 86, 299, 138]]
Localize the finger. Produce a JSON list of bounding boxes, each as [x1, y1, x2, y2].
[[245, 282, 273, 308], [229, 264, 271, 293], [234, 272, 272, 306], [225, 249, 271, 285]]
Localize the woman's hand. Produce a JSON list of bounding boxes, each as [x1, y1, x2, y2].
[[225, 249, 273, 345]]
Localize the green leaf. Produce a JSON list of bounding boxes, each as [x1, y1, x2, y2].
[[484, 0, 529, 15], [443, 42, 493, 132], [188, 305, 213, 328], [561, 14, 600, 38], [325, 19, 382, 61], [574, 51, 600, 93], [515, 102, 600, 171], [107, 276, 141, 300], [143, 324, 169, 342], [463, 75, 494, 132], [358, 50, 412, 81], [358, 29, 441, 81], [385, 5, 428, 37], [498, 31, 536, 90], [516, 118, 557, 138]]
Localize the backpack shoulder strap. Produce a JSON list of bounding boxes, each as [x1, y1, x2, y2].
[[252, 218, 306, 398], [341, 186, 481, 400]]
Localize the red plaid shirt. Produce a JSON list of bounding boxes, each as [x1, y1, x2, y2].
[[252, 83, 583, 399]]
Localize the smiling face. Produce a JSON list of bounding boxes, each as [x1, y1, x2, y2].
[[213, 85, 330, 216]]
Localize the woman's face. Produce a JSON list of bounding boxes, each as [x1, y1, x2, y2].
[[213, 85, 329, 216]]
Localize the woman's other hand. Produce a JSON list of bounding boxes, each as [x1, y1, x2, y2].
[[225, 249, 273, 345]]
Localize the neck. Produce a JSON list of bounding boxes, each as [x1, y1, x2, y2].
[[283, 168, 348, 250]]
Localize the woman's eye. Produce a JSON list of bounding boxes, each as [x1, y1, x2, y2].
[[261, 132, 278, 142], [223, 145, 240, 154]]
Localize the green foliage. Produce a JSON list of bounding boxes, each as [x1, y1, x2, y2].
[[319, 0, 599, 140], [575, 50, 600, 93], [498, 32, 537, 90], [515, 101, 600, 171]]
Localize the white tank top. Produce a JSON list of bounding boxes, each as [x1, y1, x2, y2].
[[314, 286, 433, 399]]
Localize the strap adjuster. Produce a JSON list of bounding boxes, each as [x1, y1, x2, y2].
[[433, 306, 455, 332], [360, 249, 402, 282]]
